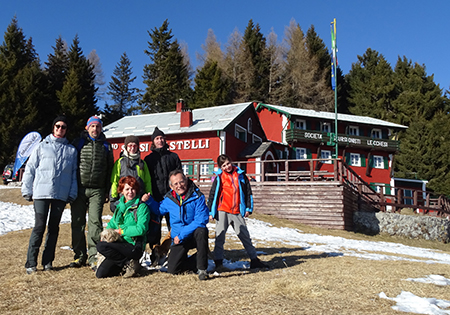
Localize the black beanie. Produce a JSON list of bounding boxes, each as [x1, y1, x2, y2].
[[151, 127, 165, 140], [52, 115, 68, 127], [124, 135, 140, 149]]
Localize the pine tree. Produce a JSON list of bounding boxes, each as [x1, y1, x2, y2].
[[345, 48, 396, 120], [242, 19, 270, 102], [44, 36, 69, 116], [104, 52, 139, 123], [140, 20, 192, 113], [0, 18, 48, 167], [58, 35, 98, 140], [278, 19, 333, 111], [192, 60, 231, 108], [266, 29, 283, 104]]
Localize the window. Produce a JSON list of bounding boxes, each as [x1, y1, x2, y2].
[[296, 148, 307, 160], [371, 128, 382, 139], [247, 118, 253, 134], [321, 122, 331, 133], [321, 150, 332, 164], [373, 155, 384, 169], [295, 119, 306, 130], [252, 134, 262, 143], [182, 164, 189, 175], [350, 153, 361, 167], [348, 126, 359, 136], [200, 163, 210, 175], [235, 124, 247, 142]]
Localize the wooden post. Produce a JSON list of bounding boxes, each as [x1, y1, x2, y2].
[[413, 190, 418, 207], [334, 159, 338, 181], [310, 159, 314, 181], [285, 160, 289, 181], [380, 188, 385, 212], [261, 160, 266, 182]]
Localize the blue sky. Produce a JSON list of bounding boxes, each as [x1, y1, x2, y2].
[[1, 1, 449, 109]]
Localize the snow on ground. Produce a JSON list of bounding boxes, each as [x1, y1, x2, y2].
[[1, 199, 449, 314]]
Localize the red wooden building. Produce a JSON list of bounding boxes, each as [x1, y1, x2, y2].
[[103, 101, 276, 178], [254, 103, 407, 191]]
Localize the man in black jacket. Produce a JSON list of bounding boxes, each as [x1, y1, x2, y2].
[[70, 116, 114, 270], [144, 127, 182, 247]]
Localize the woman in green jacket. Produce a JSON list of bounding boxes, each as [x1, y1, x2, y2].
[[96, 176, 150, 278]]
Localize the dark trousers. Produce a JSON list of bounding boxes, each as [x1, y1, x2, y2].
[[167, 227, 208, 274], [147, 213, 171, 247], [25, 199, 66, 268], [96, 241, 143, 278]]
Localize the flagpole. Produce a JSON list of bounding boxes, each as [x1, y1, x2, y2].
[[331, 18, 338, 159]]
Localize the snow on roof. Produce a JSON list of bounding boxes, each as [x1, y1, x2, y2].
[[258, 103, 408, 129], [103, 102, 253, 139]]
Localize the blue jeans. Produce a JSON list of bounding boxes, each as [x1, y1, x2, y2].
[[25, 199, 66, 268]]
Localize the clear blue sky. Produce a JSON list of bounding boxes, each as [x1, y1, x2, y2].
[[2, 1, 449, 109]]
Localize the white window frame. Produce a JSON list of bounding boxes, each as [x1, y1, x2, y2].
[[200, 163, 209, 175], [349, 126, 359, 136], [235, 124, 247, 142], [371, 128, 382, 139], [247, 118, 253, 134], [295, 119, 306, 130], [321, 150, 332, 164], [321, 122, 331, 133], [350, 153, 361, 167], [296, 148, 307, 160], [252, 134, 262, 143], [373, 155, 384, 169], [182, 164, 189, 175]]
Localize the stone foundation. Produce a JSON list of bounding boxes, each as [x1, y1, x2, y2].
[[353, 211, 450, 243]]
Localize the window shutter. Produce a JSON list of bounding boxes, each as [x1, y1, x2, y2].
[[361, 154, 366, 167], [385, 184, 391, 195], [306, 121, 311, 130], [208, 161, 214, 174], [345, 152, 351, 165], [383, 156, 389, 169], [193, 161, 199, 175], [368, 154, 373, 168], [382, 129, 388, 139], [369, 182, 376, 191], [307, 148, 312, 159], [316, 122, 321, 131], [188, 163, 193, 175]]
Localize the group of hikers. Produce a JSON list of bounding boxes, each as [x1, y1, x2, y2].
[[22, 115, 269, 280]]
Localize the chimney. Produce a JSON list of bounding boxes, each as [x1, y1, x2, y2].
[[176, 99, 185, 113], [180, 108, 193, 128]]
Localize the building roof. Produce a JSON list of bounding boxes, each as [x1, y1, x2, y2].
[[104, 102, 253, 139], [238, 142, 274, 158], [257, 103, 408, 130]]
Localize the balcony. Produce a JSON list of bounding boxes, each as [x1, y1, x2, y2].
[[285, 129, 400, 152]]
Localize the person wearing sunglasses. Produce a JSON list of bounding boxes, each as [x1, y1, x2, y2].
[[22, 115, 78, 274]]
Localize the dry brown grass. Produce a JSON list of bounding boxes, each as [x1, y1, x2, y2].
[[1, 187, 449, 314]]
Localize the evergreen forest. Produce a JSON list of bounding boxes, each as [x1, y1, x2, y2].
[[1, 17, 450, 195]]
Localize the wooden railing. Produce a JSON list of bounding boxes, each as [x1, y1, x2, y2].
[[181, 158, 450, 218]]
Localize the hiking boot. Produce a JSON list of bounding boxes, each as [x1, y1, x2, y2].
[[214, 259, 229, 273], [96, 253, 106, 270], [26, 267, 37, 274], [43, 263, 53, 271], [250, 258, 269, 269], [123, 259, 140, 278], [198, 269, 208, 281], [69, 258, 86, 268]]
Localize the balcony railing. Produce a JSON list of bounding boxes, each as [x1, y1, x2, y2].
[[285, 129, 400, 151]]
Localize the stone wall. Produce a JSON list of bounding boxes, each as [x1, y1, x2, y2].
[[353, 211, 450, 243]]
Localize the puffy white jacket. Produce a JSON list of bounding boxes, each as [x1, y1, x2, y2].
[[21, 134, 78, 202]]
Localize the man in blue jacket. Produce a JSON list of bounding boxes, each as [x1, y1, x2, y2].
[[144, 169, 209, 280]]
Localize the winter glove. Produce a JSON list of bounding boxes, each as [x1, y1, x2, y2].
[[23, 195, 32, 202]]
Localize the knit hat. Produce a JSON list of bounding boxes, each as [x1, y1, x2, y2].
[[52, 115, 68, 127], [86, 116, 103, 129], [124, 135, 140, 149], [151, 127, 165, 140]]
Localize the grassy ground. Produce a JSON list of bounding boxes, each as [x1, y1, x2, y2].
[[0, 187, 449, 314]]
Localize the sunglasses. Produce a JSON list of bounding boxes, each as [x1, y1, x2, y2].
[[55, 124, 67, 130]]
